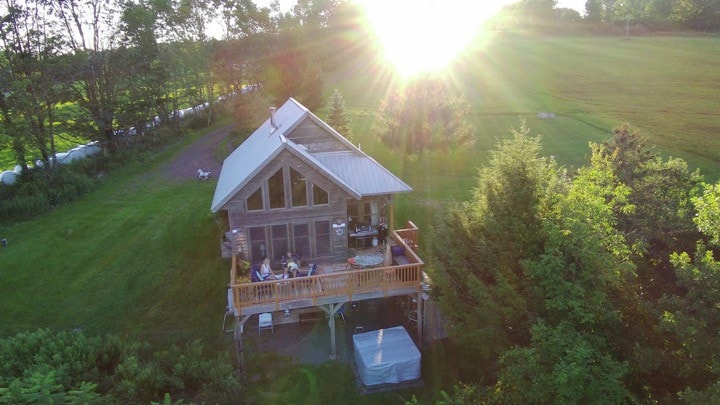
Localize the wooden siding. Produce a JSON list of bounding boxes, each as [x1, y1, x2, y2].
[[225, 150, 354, 262], [287, 118, 348, 153]]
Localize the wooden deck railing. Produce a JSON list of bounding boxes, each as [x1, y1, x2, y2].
[[228, 221, 424, 316]]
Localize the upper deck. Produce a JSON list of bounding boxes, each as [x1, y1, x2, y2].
[[228, 222, 424, 317]]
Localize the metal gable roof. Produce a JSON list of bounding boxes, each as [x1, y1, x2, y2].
[[313, 151, 412, 196], [211, 98, 412, 213], [211, 99, 306, 212]]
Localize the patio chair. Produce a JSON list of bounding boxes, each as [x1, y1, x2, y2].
[[297, 263, 317, 277], [250, 264, 263, 282], [336, 303, 346, 322], [258, 312, 273, 334]]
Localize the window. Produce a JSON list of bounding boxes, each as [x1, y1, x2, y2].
[[290, 168, 307, 207], [315, 220, 331, 256], [293, 223, 310, 259], [370, 201, 381, 226], [271, 225, 288, 261], [268, 169, 285, 209], [312, 183, 328, 205], [347, 200, 359, 225], [248, 227, 267, 262], [246, 187, 263, 211], [362, 202, 372, 225], [361, 201, 382, 226]]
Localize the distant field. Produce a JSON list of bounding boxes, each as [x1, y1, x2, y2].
[[328, 36, 720, 183]]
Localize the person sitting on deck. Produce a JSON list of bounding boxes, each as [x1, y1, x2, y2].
[[286, 260, 299, 278], [279, 262, 297, 279], [282, 250, 300, 267], [260, 258, 274, 280]]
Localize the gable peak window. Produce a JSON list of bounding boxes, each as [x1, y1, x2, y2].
[[247, 187, 263, 211], [313, 183, 329, 205]]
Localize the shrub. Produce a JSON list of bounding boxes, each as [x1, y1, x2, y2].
[[0, 167, 98, 223], [0, 329, 243, 403]]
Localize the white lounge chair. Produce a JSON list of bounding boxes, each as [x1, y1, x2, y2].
[[258, 312, 273, 334]]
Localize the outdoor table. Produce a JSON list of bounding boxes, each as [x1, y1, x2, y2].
[[354, 252, 384, 268]]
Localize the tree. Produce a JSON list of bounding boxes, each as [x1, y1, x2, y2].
[[326, 88, 351, 139], [264, 31, 325, 110], [119, 0, 172, 134], [585, 0, 604, 22], [526, 143, 635, 330], [600, 125, 702, 299], [47, 0, 129, 153], [429, 125, 560, 369], [493, 321, 630, 403], [489, 140, 635, 403], [0, 0, 69, 168], [216, 0, 275, 38], [673, 0, 720, 31], [693, 182, 720, 245], [373, 76, 475, 157]]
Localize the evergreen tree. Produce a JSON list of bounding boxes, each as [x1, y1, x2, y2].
[[327, 88, 352, 140], [429, 123, 560, 369]]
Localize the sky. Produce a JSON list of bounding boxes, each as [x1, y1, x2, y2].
[[556, 0, 586, 14], [209, 1, 587, 39], [253, 0, 587, 15]]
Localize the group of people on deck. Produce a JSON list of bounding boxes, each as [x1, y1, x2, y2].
[[256, 250, 300, 281]]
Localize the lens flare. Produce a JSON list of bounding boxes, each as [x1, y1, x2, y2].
[[362, 0, 503, 77]]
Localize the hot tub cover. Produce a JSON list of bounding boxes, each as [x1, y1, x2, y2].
[[353, 326, 421, 386]]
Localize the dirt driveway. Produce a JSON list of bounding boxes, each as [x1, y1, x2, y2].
[[158, 123, 237, 182]]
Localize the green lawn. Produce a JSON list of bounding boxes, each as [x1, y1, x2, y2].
[[0, 131, 228, 347]]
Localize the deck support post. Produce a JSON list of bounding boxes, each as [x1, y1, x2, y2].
[[328, 309, 337, 360], [233, 317, 246, 379], [320, 303, 343, 360], [416, 292, 424, 344]]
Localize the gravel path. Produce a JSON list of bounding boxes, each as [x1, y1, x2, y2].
[[158, 123, 237, 182]]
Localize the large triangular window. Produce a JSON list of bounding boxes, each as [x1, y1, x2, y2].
[[313, 183, 329, 205]]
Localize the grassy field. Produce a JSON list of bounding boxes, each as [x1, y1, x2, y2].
[[329, 36, 720, 177], [0, 36, 719, 401], [319, 36, 720, 233], [0, 130, 229, 346]]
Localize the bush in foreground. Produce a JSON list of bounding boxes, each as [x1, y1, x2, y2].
[[0, 329, 242, 403]]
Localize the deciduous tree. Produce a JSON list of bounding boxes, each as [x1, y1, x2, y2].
[[373, 76, 475, 157]]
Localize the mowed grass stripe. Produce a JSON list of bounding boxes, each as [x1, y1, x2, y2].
[[0, 165, 226, 343]]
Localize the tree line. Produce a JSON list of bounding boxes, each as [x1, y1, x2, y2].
[[0, 0, 359, 171], [498, 0, 720, 32]]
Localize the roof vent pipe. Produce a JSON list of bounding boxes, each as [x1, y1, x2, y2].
[[269, 106, 277, 131]]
